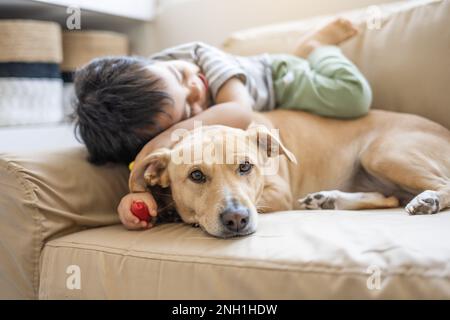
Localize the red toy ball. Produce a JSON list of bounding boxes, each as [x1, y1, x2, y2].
[[131, 201, 151, 222]]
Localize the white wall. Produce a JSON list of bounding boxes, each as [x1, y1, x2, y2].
[[128, 0, 397, 56]]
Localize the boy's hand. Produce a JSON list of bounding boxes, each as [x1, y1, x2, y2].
[[117, 192, 158, 230]]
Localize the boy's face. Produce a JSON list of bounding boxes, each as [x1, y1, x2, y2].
[[146, 60, 211, 131]]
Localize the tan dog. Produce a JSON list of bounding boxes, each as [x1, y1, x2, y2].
[[129, 110, 450, 238]]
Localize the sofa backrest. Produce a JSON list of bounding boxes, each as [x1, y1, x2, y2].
[[223, 0, 450, 130]]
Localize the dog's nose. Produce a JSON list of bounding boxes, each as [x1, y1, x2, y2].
[[220, 207, 249, 232]]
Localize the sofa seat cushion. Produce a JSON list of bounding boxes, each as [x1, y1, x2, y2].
[[39, 209, 450, 299]]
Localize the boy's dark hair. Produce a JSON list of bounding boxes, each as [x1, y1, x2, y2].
[[72, 56, 172, 166]]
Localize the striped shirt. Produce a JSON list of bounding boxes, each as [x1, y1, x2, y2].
[[150, 42, 275, 111]]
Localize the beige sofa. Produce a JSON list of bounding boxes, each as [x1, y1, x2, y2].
[[1, 0, 449, 299]]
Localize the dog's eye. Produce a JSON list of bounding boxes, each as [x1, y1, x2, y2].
[[238, 161, 253, 175], [189, 170, 206, 183]]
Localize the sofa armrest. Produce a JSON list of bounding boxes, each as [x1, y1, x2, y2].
[[0, 146, 128, 299]]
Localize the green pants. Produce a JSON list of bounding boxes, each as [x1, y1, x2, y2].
[[271, 46, 372, 118]]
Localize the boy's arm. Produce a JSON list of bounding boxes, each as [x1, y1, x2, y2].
[[129, 77, 253, 192], [132, 77, 253, 168], [120, 78, 253, 229]]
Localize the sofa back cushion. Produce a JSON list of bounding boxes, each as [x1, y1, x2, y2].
[[223, 0, 450, 130]]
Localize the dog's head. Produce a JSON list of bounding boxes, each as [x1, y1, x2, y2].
[[129, 124, 296, 238]]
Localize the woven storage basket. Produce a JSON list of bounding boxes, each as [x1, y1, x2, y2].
[[61, 31, 129, 119], [0, 20, 63, 126]]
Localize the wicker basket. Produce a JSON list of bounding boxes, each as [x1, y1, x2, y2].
[[61, 30, 129, 118], [0, 20, 63, 126], [0, 20, 62, 63], [62, 30, 129, 72]]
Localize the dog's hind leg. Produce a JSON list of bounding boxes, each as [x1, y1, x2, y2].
[[298, 190, 399, 210], [360, 132, 450, 215], [405, 186, 450, 215]]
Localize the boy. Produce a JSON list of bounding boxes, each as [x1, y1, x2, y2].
[[73, 19, 372, 230]]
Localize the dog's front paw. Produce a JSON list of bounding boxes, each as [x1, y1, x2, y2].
[[405, 190, 440, 215], [298, 191, 337, 210]]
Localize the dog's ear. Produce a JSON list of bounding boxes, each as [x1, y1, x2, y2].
[[246, 123, 297, 164], [128, 148, 171, 192]]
